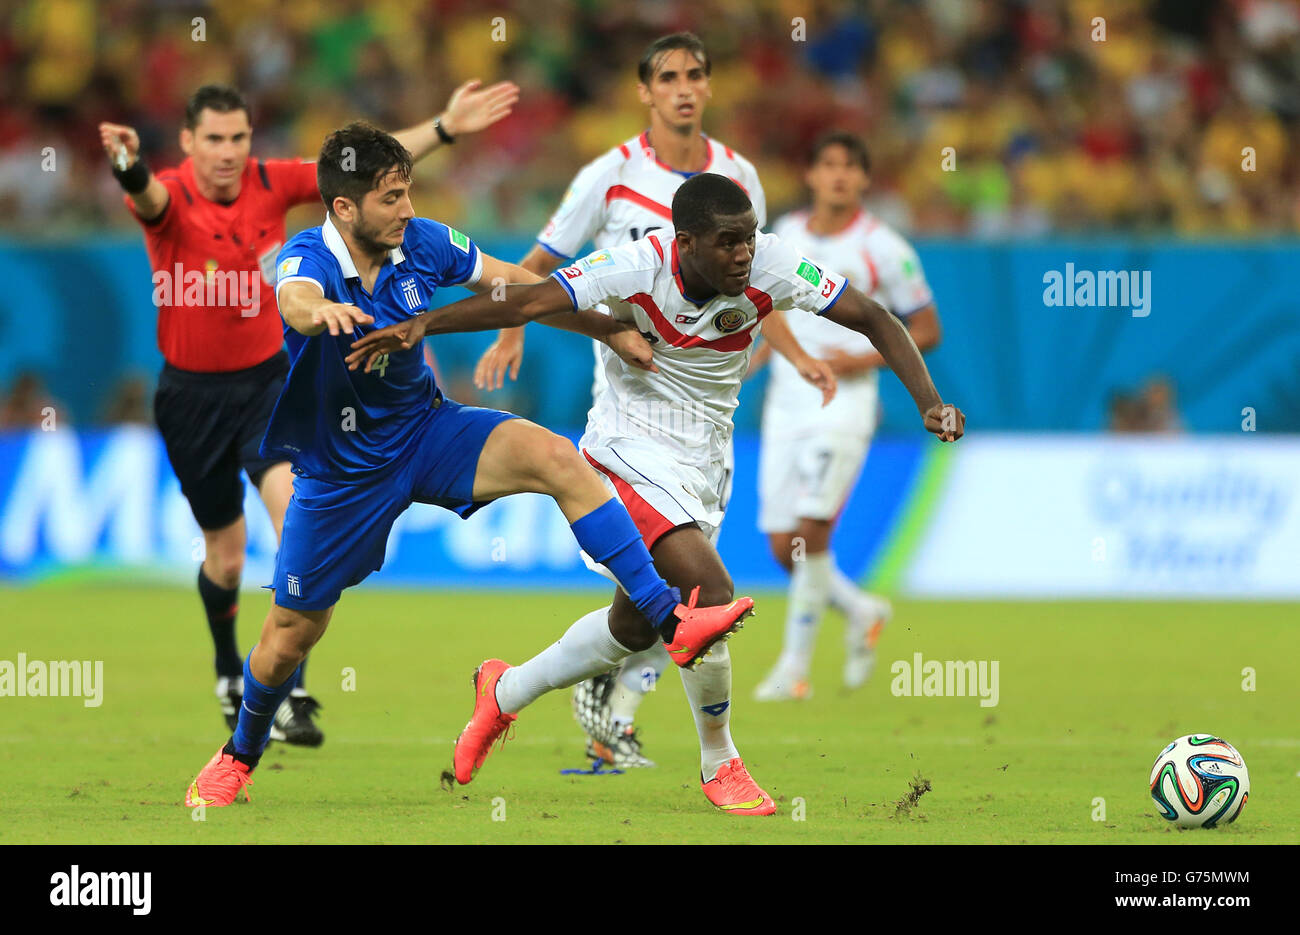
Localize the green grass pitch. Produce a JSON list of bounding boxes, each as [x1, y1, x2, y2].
[[1, 585, 1295, 844]]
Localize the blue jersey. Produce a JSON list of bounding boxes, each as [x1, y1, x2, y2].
[[263, 215, 483, 480]]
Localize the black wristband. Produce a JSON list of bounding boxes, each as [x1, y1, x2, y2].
[[434, 116, 455, 145], [112, 158, 151, 194]]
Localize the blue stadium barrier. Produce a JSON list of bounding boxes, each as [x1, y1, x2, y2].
[[3, 236, 1299, 434]]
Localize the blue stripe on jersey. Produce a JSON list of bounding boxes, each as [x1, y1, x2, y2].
[[262, 216, 481, 480], [817, 283, 848, 317], [551, 270, 580, 309], [535, 240, 573, 262]]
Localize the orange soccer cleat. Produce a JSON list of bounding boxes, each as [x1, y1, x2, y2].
[[701, 757, 776, 816], [184, 745, 254, 807], [453, 660, 517, 785], [663, 587, 754, 670]]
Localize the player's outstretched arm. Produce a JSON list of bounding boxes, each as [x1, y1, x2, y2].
[[823, 286, 964, 441], [390, 79, 520, 162], [758, 310, 837, 406], [474, 244, 568, 390], [98, 122, 170, 220], [278, 281, 374, 337], [346, 279, 654, 373], [825, 303, 942, 377]]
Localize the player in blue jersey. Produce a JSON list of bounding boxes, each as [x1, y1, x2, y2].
[[184, 123, 755, 807]]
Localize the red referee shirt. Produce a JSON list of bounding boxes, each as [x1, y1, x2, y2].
[[127, 156, 319, 372]]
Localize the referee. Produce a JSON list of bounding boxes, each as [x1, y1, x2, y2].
[[99, 80, 517, 745]]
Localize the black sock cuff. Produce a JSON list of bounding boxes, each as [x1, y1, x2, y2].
[[198, 566, 239, 612], [223, 738, 260, 770]]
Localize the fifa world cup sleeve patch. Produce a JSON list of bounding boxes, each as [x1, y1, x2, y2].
[[795, 259, 822, 287], [276, 256, 302, 282], [448, 228, 471, 253]]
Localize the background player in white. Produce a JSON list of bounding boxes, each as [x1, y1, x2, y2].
[[473, 32, 830, 768], [751, 133, 942, 700], [350, 173, 964, 815]]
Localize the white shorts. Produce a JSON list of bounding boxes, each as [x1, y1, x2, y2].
[[579, 437, 731, 583], [757, 429, 870, 533]]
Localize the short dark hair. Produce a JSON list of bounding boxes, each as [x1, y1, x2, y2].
[[672, 173, 752, 235], [638, 32, 711, 83], [809, 131, 871, 173], [184, 85, 251, 130], [316, 122, 413, 214]]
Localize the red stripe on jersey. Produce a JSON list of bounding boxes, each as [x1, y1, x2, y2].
[[639, 130, 714, 174], [627, 292, 763, 352], [861, 251, 879, 293], [619, 143, 631, 159], [583, 450, 677, 549], [728, 176, 749, 196], [605, 185, 672, 220], [648, 233, 665, 262], [744, 286, 773, 317], [724, 144, 734, 159]]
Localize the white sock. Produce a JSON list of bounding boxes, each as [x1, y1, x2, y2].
[[679, 643, 739, 779], [495, 606, 630, 714], [828, 558, 868, 615], [610, 644, 670, 728], [777, 551, 832, 677]]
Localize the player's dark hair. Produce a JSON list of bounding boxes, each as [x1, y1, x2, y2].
[[672, 173, 752, 235], [809, 131, 871, 173], [184, 85, 251, 130], [316, 122, 413, 214], [638, 32, 711, 83]]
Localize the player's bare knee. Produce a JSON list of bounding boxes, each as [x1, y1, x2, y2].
[[795, 518, 833, 554], [204, 554, 244, 589], [767, 533, 796, 570], [521, 430, 580, 491]]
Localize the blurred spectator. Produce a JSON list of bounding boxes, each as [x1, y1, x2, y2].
[[0, 370, 62, 429], [0, 0, 1295, 236], [100, 374, 152, 426], [1107, 376, 1184, 432]]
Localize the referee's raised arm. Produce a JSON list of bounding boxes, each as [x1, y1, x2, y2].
[[98, 122, 170, 220]]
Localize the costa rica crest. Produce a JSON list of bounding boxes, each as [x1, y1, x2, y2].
[[712, 308, 747, 333]]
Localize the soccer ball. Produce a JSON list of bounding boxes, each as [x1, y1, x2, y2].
[[1149, 734, 1249, 828]]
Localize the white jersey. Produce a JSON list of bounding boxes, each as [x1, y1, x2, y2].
[[538, 131, 766, 261], [554, 230, 848, 464], [765, 208, 934, 435]]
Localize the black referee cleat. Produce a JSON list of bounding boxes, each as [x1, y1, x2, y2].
[[271, 693, 325, 747]]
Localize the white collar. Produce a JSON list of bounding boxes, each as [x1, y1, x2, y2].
[[321, 213, 406, 279]]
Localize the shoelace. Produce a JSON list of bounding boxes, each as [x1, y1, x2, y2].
[[720, 759, 753, 788], [214, 759, 255, 802]]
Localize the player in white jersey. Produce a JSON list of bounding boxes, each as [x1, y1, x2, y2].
[[473, 32, 830, 770], [752, 133, 943, 701], [349, 173, 964, 815]]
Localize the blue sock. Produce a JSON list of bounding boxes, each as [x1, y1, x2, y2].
[[231, 653, 298, 759], [570, 500, 680, 629]]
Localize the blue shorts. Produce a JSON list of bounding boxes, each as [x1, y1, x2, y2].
[[272, 397, 517, 610]]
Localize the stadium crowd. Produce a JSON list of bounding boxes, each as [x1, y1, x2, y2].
[[2, 0, 1298, 237]]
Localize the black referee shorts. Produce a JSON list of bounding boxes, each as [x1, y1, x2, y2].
[[154, 351, 289, 531]]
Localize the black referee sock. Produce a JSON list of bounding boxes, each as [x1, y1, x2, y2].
[[198, 567, 242, 679]]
